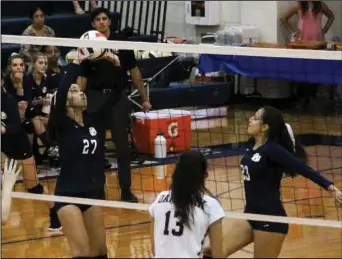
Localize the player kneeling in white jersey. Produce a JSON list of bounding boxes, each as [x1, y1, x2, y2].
[[149, 150, 225, 258]]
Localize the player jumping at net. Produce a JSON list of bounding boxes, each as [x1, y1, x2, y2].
[[203, 106, 342, 258], [47, 51, 120, 258], [1, 78, 61, 231], [149, 150, 225, 258]]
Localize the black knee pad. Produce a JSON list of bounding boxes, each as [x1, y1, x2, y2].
[[25, 106, 39, 120], [21, 119, 35, 134], [27, 183, 44, 194]]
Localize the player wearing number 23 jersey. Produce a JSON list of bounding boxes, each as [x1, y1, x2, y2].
[[240, 107, 334, 234], [202, 107, 342, 259], [149, 151, 225, 258]]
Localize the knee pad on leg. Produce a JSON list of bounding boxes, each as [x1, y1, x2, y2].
[[21, 119, 35, 134], [25, 106, 39, 120], [27, 183, 44, 194]]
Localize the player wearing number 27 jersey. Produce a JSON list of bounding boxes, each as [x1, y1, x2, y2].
[[47, 58, 108, 258], [49, 63, 105, 198], [149, 151, 225, 258]]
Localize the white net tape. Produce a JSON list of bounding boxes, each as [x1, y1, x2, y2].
[[12, 192, 342, 228], [2, 34, 342, 60]]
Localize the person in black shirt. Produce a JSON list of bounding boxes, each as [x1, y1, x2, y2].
[[47, 53, 116, 258], [24, 52, 59, 161], [3, 55, 31, 118], [4, 53, 58, 161], [203, 106, 342, 258], [77, 7, 152, 203], [1, 76, 61, 231], [43, 45, 66, 91]]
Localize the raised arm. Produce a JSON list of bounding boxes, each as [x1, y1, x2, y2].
[[52, 61, 81, 121], [267, 142, 333, 190]]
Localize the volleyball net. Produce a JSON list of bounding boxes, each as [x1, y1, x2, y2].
[[1, 34, 341, 240]]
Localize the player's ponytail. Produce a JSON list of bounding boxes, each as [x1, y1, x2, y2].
[[262, 106, 308, 177], [279, 123, 308, 177], [284, 123, 308, 161], [171, 150, 207, 229]]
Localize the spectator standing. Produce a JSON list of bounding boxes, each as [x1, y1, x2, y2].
[[43, 46, 66, 92], [280, 1, 335, 111]]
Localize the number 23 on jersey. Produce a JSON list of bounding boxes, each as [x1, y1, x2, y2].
[[240, 164, 250, 181]]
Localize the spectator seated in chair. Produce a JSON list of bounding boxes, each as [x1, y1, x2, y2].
[[19, 6, 56, 66]]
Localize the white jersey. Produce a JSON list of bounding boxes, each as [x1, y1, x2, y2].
[[149, 190, 225, 258]]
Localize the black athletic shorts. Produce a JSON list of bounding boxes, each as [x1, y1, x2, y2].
[[1, 131, 33, 160], [244, 205, 289, 234], [54, 188, 106, 213]]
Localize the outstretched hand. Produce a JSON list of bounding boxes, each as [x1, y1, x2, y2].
[[328, 185, 342, 207], [2, 158, 21, 189]]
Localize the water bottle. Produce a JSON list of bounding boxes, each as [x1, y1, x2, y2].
[[42, 93, 52, 115], [290, 33, 296, 43], [154, 132, 167, 158]]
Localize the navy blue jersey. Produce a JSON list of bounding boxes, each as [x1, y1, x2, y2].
[[52, 63, 105, 195], [3, 75, 32, 103], [1, 91, 23, 135], [1, 91, 32, 159], [240, 139, 333, 211], [45, 66, 66, 91], [25, 73, 50, 101]]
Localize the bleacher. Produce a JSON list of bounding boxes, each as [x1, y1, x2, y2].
[[1, 1, 232, 109], [1, 0, 122, 65], [1, 1, 159, 65]]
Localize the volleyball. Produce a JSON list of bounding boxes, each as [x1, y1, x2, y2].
[[79, 30, 107, 60]]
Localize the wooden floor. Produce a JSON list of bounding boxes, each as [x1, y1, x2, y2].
[[2, 107, 342, 258]]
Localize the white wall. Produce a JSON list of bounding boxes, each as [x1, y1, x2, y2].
[[164, 1, 342, 43], [240, 1, 279, 43]]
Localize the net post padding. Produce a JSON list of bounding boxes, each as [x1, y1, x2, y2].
[[2, 35, 342, 60], [12, 192, 342, 228]]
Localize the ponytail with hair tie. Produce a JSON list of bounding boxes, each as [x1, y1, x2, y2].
[[285, 123, 296, 151]]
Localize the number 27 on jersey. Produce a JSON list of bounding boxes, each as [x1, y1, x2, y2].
[[82, 139, 97, 155]]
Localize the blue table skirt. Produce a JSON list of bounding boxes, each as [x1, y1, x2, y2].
[[198, 54, 342, 85]]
